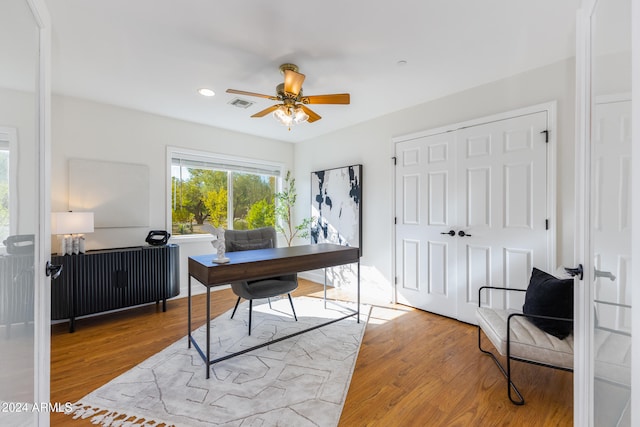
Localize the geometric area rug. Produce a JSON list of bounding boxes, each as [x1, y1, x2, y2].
[[69, 296, 370, 427]]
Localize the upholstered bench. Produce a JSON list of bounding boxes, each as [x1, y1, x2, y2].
[[477, 269, 631, 405], [476, 306, 574, 370]]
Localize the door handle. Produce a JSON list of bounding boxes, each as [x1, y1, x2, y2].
[[594, 269, 616, 281], [458, 230, 472, 237], [440, 230, 456, 236], [46, 261, 63, 280], [565, 264, 584, 280]]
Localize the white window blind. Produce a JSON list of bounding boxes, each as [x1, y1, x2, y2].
[[171, 152, 282, 177]]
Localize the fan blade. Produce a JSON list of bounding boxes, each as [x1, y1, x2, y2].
[[283, 70, 305, 97], [251, 105, 280, 118], [301, 93, 350, 104], [226, 89, 278, 100], [300, 104, 321, 123]]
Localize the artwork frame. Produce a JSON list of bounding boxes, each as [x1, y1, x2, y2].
[[310, 164, 362, 256]]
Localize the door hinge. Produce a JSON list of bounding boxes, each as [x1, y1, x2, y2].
[[541, 130, 549, 143], [392, 156, 397, 165], [395, 276, 398, 285], [545, 219, 549, 230], [394, 217, 397, 225]]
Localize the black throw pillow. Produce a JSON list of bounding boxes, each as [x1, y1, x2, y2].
[[522, 268, 573, 339]]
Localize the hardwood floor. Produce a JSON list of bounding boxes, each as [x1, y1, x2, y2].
[[50, 280, 572, 426]]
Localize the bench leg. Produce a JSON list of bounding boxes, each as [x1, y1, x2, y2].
[[478, 326, 525, 405]]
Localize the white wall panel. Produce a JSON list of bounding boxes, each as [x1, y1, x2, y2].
[[403, 147, 420, 166], [466, 245, 490, 304], [504, 162, 533, 228], [504, 128, 531, 153], [466, 135, 491, 158], [428, 171, 447, 225], [504, 248, 532, 310], [466, 167, 491, 228], [403, 174, 420, 224], [428, 241, 448, 295], [428, 143, 447, 163], [402, 239, 420, 291]]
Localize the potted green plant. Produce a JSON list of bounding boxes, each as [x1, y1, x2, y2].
[[275, 171, 313, 246]]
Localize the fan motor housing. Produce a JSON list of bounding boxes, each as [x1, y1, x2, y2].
[[276, 83, 302, 100]]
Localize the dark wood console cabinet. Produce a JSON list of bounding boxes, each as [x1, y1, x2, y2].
[[51, 244, 180, 332]]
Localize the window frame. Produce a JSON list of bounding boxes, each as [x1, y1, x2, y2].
[[166, 146, 284, 241], [0, 127, 18, 251]]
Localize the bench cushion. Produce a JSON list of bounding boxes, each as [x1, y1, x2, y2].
[[476, 307, 574, 369]]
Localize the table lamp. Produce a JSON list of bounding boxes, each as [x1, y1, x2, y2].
[[51, 211, 94, 254]]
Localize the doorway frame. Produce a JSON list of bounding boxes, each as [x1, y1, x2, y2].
[[575, 0, 639, 424], [28, 0, 52, 421]]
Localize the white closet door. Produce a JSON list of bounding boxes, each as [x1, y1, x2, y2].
[[455, 111, 549, 323], [395, 132, 458, 317], [395, 110, 550, 323]]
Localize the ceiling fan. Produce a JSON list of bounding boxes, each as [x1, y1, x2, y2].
[[226, 63, 350, 129]]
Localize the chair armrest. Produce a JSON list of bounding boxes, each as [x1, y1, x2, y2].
[[478, 286, 526, 307], [507, 311, 572, 325]]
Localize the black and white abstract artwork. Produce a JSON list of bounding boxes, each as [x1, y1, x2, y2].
[[311, 164, 362, 255]]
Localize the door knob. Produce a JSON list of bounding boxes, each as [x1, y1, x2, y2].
[[458, 230, 472, 237], [46, 261, 63, 279], [440, 230, 456, 236], [564, 264, 584, 280]]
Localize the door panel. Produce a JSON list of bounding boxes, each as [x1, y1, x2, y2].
[[455, 111, 549, 323], [593, 100, 632, 332], [591, 98, 632, 426], [0, 0, 50, 424], [395, 132, 458, 316]]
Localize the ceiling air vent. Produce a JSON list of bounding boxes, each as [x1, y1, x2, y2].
[[228, 98, 254, 109]]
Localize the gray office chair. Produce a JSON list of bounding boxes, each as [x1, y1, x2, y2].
[[225, 227, 298, 335]]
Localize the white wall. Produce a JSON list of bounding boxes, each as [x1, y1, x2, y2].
[[51, 95, 294, 295], [293, 58, 576, 300]]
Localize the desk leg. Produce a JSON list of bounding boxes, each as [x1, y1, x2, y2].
[[323, 268, 327, 309], [206, 285, 211, 379], [188, 275, 192, 348], [357, 260, 360, 323]]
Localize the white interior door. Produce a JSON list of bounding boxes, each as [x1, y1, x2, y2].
[[575, 0, 634, 424], [591, 97, 632, 425], [455, 111, 550, 323], [395, 108, 551, 323], [395, 132, 458, 317], [592, 98, 632, 331], [0, 0, 51, 425]]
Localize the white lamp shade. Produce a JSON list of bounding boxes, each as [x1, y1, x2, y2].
[[51, 212, 95, 234]]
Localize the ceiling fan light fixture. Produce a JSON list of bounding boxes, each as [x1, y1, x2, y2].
[[273, 105, 293, 127], [273, 105, 309, 129], [293, 106, 309, 124]]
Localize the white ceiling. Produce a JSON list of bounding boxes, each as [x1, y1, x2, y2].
[[44, 0, 580, 143]]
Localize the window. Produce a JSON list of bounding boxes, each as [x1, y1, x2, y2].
[[0, 128, 17, 247], [168, 148, 282, 236]]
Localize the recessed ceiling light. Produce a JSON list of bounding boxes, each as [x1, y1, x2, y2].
[[397, 60, 408, 66], [198, 88, 215, 97]]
